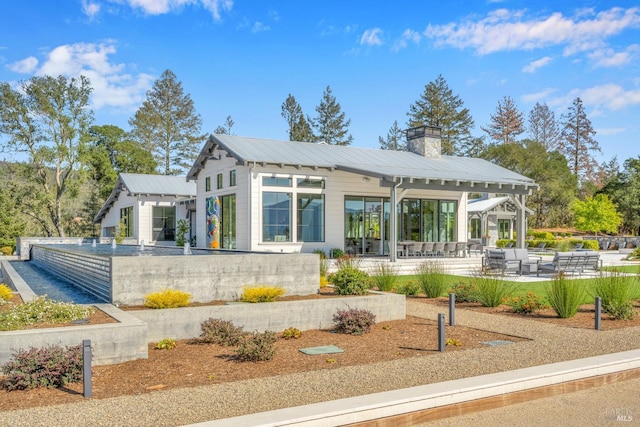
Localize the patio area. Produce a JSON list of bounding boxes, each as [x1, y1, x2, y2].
[[328, 250, 636, 282]]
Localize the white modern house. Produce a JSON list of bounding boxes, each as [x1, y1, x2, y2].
[[94, 173, 196, 245], [186, 126, 538, 260]]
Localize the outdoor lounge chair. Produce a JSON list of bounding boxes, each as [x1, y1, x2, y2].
[[537, 251, 601, 276]]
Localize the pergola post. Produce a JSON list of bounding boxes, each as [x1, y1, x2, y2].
[[510, 194, 527, 248]]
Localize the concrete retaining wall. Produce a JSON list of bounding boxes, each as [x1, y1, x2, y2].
[[111, 253, 320, 305], [0, 304, 148, 366], [129, 291, 406, 342]]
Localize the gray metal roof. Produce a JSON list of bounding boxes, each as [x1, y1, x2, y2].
[[188, 135, 538, 195], [119, 173, 196, 197], [93, 173, 196, 223], [467, 196, 511, 213]]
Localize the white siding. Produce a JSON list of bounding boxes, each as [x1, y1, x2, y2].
[[195, 155, 469, 254]]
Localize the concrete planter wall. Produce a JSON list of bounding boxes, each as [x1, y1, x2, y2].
[[0, 292, 405, 365], [129, 291, 406, 342], [111, 252, 320, 305], [0, 305, 148, 366]]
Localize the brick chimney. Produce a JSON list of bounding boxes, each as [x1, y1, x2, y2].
[[406, 125, 442, 158]]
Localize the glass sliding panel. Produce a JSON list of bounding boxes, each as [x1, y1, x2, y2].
[[297, 193, 324, 242], [439, 201, 457, 242], [152, 206, 175, 241], [221, 194, 236, 249], [262, 192, 291, 242], [401, 199, 420, 241], [365, 198, 382, 255], [470, 217, 481, 239], [120, 206, 133, 237], [421, 200, 438, 242], [498, 219, 511, 240], [344, 197, 364, 255]]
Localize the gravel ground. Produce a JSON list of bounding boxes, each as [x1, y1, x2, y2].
[[1, 299, 639, 427]]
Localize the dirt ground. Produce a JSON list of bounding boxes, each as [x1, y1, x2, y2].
[[1, 292, 639, 412]]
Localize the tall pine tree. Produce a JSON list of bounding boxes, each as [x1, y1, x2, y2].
[[481, 96, 525, 144], [559, 97, 601, 182], [378, 120, 406, 151], [312, 86, 353, 146], [528, 102, 561, 150], [129, 70, 204, 175], [406, 74, 474, 155], [281, 94, 315, 142]]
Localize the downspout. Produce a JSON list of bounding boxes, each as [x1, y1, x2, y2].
[[390, 177, 403, 262], [248, 161, 255, 251]]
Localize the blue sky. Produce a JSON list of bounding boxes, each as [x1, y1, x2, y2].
[[1, 1, 639, 166]]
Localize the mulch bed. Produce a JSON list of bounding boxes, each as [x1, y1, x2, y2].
[[417, 296, 640, 330]]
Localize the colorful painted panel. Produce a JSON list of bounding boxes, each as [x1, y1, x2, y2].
[[206, 196, 221, 248]]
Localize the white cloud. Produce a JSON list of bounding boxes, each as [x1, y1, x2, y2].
[[360, 28, 383, 46], [392, 29, 421, 52], [522, 56, 552, 73], [423, 7, 640, 60], [251, 21, 270, 33], [549, 84, 640, 113], [82, 0, 101, 19], [522, 87, 556, 103], [588, 45, 639, 67], [7, 56, 39, 73], [111, 0, 232, 21], [27, 42, 154, 111]]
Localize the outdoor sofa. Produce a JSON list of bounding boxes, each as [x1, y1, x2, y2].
[[483, 248, 542, 275], [536, 251, 601, 276]]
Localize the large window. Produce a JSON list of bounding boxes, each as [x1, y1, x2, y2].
[[297, 194, 324, 242], [221, 194, 236, 249], [396, 199, 457, 242], [262, 192, 291, 242], [152, 206, 175, 241], [120, 206, 133, 237]]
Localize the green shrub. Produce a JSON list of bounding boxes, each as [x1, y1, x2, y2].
[[0, 296, 94, 331], [0, 246, 13, 256], [235, 331, 278, 362], [282, 327, 301, 340], [396, 280, 420, 296], [175, 219, 190, 247], [199, 318, 244, 346], [0, 283, 13, 303], [370, 262, 398, 292], [330, 260, 371, 296], [329, 248, 344, 259], [626, 247, 640, 260], [505, 292, 548, 314], [240, 286, 285, 303], [154, 338, 177, 350], [545, 274, 586, 318], [333, 307, 376, 335], [143, 288, 191, 309], [415, 261, 448, 298], [592, 272, 637, 320], [471, 273, 516, 308], [447, 281, 478, 303], [1, 344, 83, 391], [529, 230, 555, 240]]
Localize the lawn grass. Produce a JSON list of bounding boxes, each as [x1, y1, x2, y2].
[[600, 265, 640, 274], [393, 273, 640, 304]]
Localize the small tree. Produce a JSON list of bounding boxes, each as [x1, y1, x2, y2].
[[571, 194, 622, 235], [378, 120, 406, 151]]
